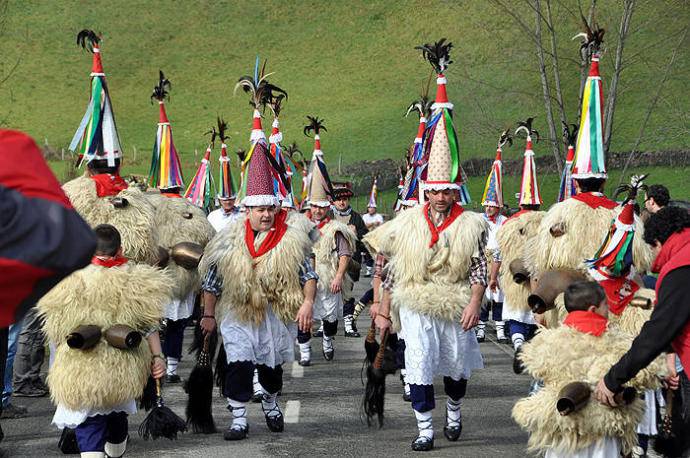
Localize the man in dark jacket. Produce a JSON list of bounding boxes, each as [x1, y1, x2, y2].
[[595, 206, 690, 452], [331, 186, 368, 337]]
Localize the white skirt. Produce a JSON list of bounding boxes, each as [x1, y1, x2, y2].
[[162, 291, 196, 321], [399, 305, 484, 386], [312, 288, 342, 322], [501, 298, 536, 325], [636, 389, 661, 436], [52, 399, 137, 429], [220, 305, 296, 368], [545, 437, 620, 458]]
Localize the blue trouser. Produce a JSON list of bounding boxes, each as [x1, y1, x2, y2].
[[296, 320, 338, 343], [2, 320, 23, 407], [223, 361, 282, 402], [75, 412, 128, 452], [409, 377, 467, 413], [506, 320, 537, 340], [162, 318, 186, 359], [480, 301, 503, 322], [395, 337, 406, 370]]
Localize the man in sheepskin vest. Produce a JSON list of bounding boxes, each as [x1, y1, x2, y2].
[[199, 132, 317, 442], [39, 224, 170, 458], [371, 41, 487, 450]]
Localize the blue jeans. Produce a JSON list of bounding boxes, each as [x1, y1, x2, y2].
[[2, 321, 23, 407], [75, 412, 128, 452]]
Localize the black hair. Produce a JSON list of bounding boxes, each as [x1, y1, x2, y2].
[[575, 177, 606, 193], [94, 224, 122, 256], [646, 184, 670, 207], [520, 204, 541, 211], [564, 281, 606, 313], [87, 157, 121, 175], [643, 206, 690, 245], [159, 186, 181, 194]]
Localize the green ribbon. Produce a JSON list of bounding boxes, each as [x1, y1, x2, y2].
[[443, 109, 460, 182]]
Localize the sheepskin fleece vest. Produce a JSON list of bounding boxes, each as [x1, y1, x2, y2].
[[312, 220, 357, 291], [200, 217, 312, 324], [525, 197, 653, 279], [513, 325, 665, 455], [496, 210, 544, 314], [63, 175, 158, 264], [38, 263, 171, 411], [378, 206, 487, 321], [145, 193, 215, 300]]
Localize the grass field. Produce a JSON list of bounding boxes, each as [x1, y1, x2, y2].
[[2, 0, 688, 181]]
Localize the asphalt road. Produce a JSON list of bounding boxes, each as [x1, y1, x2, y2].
[[1, 280, 530, 457]]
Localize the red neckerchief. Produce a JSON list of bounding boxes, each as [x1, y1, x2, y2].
[[315, 217, 331, 234], [90, 173, 128, 197], [572, 192, 618, 210], [161, 192, 182, 198], [424, 202, 464, 248], [563, 310, 608, 337], [91, 255, 128, 268], [653, 228, 690, 298], [505, 208, 531, 224], [245, 209, 289, 259], [486, 214, 498, 224]]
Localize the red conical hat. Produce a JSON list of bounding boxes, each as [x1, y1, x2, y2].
[[91, 44, 104, 76]]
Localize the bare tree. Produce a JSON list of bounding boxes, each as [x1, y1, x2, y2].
[[603, 0, 635, 153]]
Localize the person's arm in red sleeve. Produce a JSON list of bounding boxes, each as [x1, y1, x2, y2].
[[0, 129, 96, 326]]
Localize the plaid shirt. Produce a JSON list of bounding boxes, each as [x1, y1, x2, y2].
[[202, 257, 318, 297], [373, 253, 387, 281]]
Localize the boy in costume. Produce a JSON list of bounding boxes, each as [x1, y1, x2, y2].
[[513, 281, 663, 457], [39, 225, 170, 458]]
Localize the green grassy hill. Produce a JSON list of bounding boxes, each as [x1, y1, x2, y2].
[[1, 1, 687, 199]]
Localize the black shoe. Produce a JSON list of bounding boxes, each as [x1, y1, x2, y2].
[[165, 374, 181, 384], [313, 329, 323, 338], [224, 424, 249, 441], [14, 386, 48, 398], [411, 436, 434, 452], [265, 413, 284, 433], [323, 347, 334, 361], [513, 348, 525, 375], [403, 392, 411, 402], [298, 358, 311, 367], [251, 392, 262, 403], [0, 403, 28, 419], [443, 423, 462, 441], [344, 329, 361, 338]]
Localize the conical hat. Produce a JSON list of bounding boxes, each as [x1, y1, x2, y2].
[[147, 101, 184, 189], [368, 176, 378, 208], [518, 137, 542, 206], [307, 152, 331, 207], [481, 148, 503, 207], [242, 140, 279, 207], [217, 142, 237, 199], [572, 54, 606, 179]]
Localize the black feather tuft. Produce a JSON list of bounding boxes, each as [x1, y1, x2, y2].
[[415, 38, 453, 74], [562, 122, 579, 147], [574, 14, 605, 59], [151, 70, 171, 103], [498, 128, 513, 149], [515, 117, 540, 142], [76, 29, 100, 52], [303, 116, 327, 138]]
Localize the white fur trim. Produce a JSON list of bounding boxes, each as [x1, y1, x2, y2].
[[250, 129, 266, 142], [436, 76, 447, 84], [422, 181, 460, 191], [269, 132, 283, 144], [312, 149, 323, 156], [572, 172, 608, 179], [90, 72, 105, 77], [414, 138, 423, 144], [309, 200, 331, 208], [242, 194, 280, 207], [431, 102, 454, 110], [400, 199, 419, 207]]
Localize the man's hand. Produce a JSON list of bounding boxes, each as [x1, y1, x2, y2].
[[665, 353, 680, 390], [460, 301, 481, 331], [594, 378, 619, 407], [151, 356, 166, 380], [374, 314, 391, 333], [200, 316, 217, 336], [295, 301, 313, 333], [488, 278, 498, 291], [369, 301, 380, 320], [330, 274, 343, 294], [533, 312, 546, 327]]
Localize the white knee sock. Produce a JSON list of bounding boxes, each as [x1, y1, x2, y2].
[[227, 399, 248, 429], [446, 398, 462, 427], [512, 333, 525, 351], [414, 410, 434, 439], [252, 369, 262, 396], [166, 357, 178, 376], [299, 342, 311, 360], [496, 321, 506, 339], [261, 391, 280, 418], [322, 335, 333, 352], [104, 438, 127, 458]]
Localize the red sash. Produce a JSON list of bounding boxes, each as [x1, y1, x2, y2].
[[424, 202, 464, 248], [316, 217, 331, 234], [161, 192, 182, 198], [563, 310, 608, 337], [245, 209, 289, 259], [91, 255, 128, 268], [572, 192, 617, 210], [90, 174, 128, 197]]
